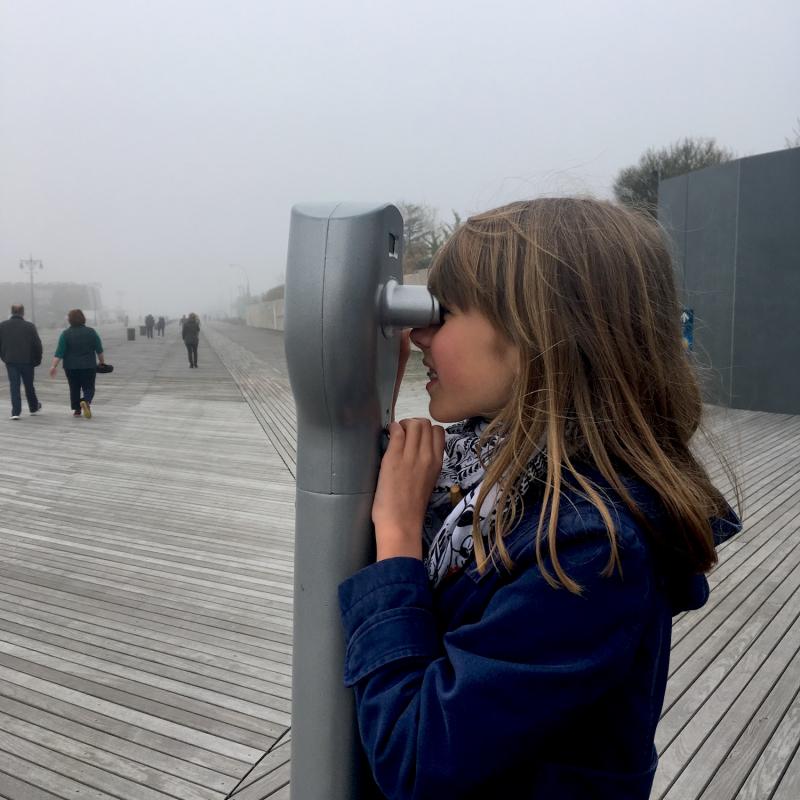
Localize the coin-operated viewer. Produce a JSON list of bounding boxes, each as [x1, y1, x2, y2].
[[284, 203, 440, 800]]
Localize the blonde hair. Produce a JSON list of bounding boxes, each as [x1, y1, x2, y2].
[[428, 197, 737, 593]]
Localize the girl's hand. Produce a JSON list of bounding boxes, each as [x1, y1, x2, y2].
[[373, 418, 445, 561], [391, 330, 411, 422], [49, 366, 57, 378]]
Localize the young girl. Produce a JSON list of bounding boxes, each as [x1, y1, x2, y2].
[[338, 198, 741, 799]]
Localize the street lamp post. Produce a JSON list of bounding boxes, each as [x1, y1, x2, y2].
[[230, 264, 251, 322], [20, 255, 43, 324], [230, 264, 251, 298]]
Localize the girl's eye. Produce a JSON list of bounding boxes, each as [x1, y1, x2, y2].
[[438, 305, 451, 324]]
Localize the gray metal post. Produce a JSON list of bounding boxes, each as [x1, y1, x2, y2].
[[19, 255, 43, 325], [284, 203, 439, 800]]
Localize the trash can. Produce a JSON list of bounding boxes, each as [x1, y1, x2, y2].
[[127, 327, 136, 341], [139, 325, 147, 336]]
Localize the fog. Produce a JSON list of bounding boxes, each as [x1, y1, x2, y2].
[[1, 0, 797, 319]]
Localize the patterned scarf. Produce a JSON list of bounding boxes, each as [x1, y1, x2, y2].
[[422, 418, 548, 588]]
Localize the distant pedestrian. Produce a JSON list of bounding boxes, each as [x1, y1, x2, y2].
[[182, 312, 200, 368], [157, 316, 166, 336], [49, 309, 106, 418], [0, 304, 43, 420], [145, 314, 155, 338], [179, 314, 187, 334]]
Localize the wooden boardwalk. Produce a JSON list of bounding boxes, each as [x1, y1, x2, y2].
[[0, 320, 797, 799]]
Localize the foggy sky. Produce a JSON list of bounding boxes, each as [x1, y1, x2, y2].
[[1, 0, 798, 318]]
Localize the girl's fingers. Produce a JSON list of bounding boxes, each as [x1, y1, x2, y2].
[[399, 418, 436, 461], [392, 418, 444, 471], [385, 421, 405, 455], [399, 418, 422, 454]]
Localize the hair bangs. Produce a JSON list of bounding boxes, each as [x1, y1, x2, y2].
[[427, 225, 485, 314]]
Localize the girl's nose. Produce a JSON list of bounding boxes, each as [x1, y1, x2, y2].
[[410, 325, 436, 349]]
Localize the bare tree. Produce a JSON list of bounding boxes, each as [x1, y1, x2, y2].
[[396, 204, 465, 273], [613, 137, 736, 215], [440, 210, 463, 239], [785, 117, 800, 148], [396, 202, 439, 273]]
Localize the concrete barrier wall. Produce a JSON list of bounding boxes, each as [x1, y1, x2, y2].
[[246, 299, 285, 330]]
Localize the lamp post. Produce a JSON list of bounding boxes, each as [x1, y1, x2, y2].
[[19, 255, 43, 324], [90, 283, 102, 324], [230, 264, 251, 298]]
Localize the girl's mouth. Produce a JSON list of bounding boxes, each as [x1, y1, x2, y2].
[[426, 368, 439, 392]]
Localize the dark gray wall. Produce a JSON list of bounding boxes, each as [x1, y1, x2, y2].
[[659, 148, 800, 414], [733, 150, 800, 414]]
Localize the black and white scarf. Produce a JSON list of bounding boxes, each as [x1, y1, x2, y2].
[[422, 418, 548, 588]]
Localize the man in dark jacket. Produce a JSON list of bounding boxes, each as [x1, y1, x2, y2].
[[181, 312, 200, 368], [0, 304, 43, 420]]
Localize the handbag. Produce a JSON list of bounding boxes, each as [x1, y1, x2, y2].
[[96, 363, 114, 374]]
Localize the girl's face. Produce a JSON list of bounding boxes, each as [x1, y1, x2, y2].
[[410, 306, 519, 423]]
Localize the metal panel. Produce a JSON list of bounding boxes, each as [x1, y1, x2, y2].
[[658, 148, 800, 414], [658, 173, 689, 294], [672, 162, 740, 405], [732, 148, 800, 413]]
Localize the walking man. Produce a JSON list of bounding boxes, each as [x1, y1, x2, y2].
[[0, 304, 43, 420], [182, 312, 200, 368]]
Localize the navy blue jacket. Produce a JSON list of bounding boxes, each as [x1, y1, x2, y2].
[[339, 476, 740, 800], [0, 314, 42, 365]]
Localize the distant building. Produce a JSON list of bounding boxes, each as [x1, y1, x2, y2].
[[658, 147, 800, 415], [0, 282, 102, 327]]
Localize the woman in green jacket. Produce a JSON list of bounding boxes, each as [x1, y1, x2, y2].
[[49, 309, 106, 418]]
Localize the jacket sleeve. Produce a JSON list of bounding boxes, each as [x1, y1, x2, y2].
[[94, 330, 104, 354], [54, 332, 67, 359], [339, 528, 652, 800]]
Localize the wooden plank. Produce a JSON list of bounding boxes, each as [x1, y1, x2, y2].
[[227, 761, 291, 800], [654, 586, 800, 798], [700, 652, 800, 798], [227, 735, 292, 797], [0, 734, 178, 800], [0, 675, 250, 777], [0, 325, 293, 797], [666, 531, 800, 683], [0, 619, 291, 711], [0, 708, 223, 800], [2, 321, 798, 800], [0, 601, 292, 690], [657, 546, 800, 751], [770, 737, 800, 800], [0, 770, 63, 800]]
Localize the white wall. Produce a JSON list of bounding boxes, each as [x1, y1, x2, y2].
[[245, 299, 285, 330]]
